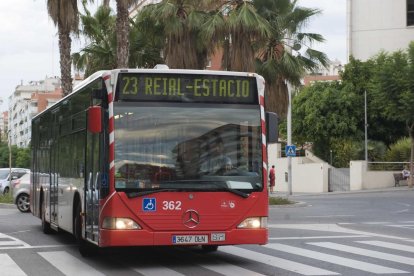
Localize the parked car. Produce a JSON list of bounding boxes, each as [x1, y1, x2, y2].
[[12, 172, 30, 212], [0, 168, 30, 194]]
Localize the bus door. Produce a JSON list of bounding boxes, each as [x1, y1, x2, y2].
[[49, 113, 59, 228], [85, 120, 101, 244]]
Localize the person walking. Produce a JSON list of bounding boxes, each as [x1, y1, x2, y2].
[[269, 165, 275, 193]]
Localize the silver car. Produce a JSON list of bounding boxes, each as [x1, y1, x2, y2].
[[12, 172, 30, 212], [0, 168, 30, 194]]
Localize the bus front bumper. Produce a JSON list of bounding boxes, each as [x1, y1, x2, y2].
[[99, 228, 268, 247]]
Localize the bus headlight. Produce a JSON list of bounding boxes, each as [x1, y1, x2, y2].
[[237, 217, 267, 229], [102, 217, 141, 230]]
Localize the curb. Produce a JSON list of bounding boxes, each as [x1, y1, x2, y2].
[[0, 203, 16, 209], [269, 201, 307, 208], [269, 186, 413, 198]]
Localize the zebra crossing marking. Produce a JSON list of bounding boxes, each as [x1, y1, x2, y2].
[[132, 266, 186, 276], [0, 253, 27, 276], [309, 242, 414, 266], [269, 235, 369, 240], [265, 243, 408, 274], [0, 232, 30, 249], [358, 240, 414, 253], [219, 246, 339, 275], [198, 258, 265, 276], [38, 251, 105, 276]]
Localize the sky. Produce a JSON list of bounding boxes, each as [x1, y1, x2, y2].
[[0, 0, 347, 112]]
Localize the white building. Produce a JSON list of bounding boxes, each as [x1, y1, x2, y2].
[[347, 0, 414, 61], [8, 77, 61, 147]]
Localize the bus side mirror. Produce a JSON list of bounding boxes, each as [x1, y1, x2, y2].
[[88, 106, 102, 133], [266, 112, 279, 143]]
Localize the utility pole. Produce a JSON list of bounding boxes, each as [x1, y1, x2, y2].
[[364, 90, 368, 161], [286, 81, 292, 196]]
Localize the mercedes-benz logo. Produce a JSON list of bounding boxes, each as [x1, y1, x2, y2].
[[182, 209, 200, 228]]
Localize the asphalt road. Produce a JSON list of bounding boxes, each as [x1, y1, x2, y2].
[[0, 188, 413, 275]]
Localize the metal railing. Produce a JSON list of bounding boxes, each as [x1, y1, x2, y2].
[[368, 162, 410, 171]]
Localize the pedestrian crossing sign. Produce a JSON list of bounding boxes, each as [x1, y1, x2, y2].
[[285, 145, 296, 157]]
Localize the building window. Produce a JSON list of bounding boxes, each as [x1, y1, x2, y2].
[[408, 0, 414, 26]]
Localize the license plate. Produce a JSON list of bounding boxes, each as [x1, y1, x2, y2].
[[172, 235, 208, 244]]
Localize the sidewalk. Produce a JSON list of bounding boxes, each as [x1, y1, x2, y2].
[[269, 185, 413, 198]]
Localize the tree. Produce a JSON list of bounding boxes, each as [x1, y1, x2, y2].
[[292, 81, 362, 162], [341, 56, 406, 147], [73, 5, 117, 77], [73, 5, 163, 76], [254, 0, 328, 117], [373, 42, 414, 187], [138, 0, 214, 69], [203, 0, 271, 72], [47, 0, 79, 96], [115, 0, 140, 68]]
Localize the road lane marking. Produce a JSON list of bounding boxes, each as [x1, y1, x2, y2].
[[265, 243, 408, 274], [358, 241, 414, 253], [220, 246, 339, 275], [363, 222, 391, 225], [132, 266, 186, 276], [0, 232, 30, 249], [269, 235, 369, 240], [309, 242, 414, 266], [200, 259, 265, 276], [305, 215, 355, 218], [268, 224, 411, 240], [386, 224, 414, 230], [38, 251, 105, 276], [0, 253, 27, 276]]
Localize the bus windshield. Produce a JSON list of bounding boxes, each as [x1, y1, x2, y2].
[[113, 103, 262, 193]]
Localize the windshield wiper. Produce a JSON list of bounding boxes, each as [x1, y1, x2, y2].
[[216, 187, 250, 198], [126, 189, 178, 198], [124, 182, 250, 199]]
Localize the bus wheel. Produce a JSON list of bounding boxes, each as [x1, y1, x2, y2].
[[41, 198, 52, 234], [74, 203, 97, 257], [201, 245, 219, 253]]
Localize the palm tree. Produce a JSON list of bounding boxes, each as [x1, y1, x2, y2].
[[202, 0, 272, 72], [116, 0, 141, 68], [72, 6, 117, 77], [137, 0, 216, 69], [254, 0, 329, 117], [73, 5, 163, 76], [47, 0, 79, 96]]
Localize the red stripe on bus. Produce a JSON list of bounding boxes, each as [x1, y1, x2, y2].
[[107, 92, 113, 103], [109, 142, 114, 164], [108, 116, 114, 132], [109, 167, 115, 193], [261, 120, 266, 135], [262, 143, 267, 162]]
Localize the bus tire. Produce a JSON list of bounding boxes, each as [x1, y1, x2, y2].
[[74, 203, 97, 257], [41, 196, 52, 234], [201, 245, 219, 253]]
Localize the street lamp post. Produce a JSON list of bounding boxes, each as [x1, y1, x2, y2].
[[286, 80, 292, 196], [364, 90, 368, 161], [330, 150, 333, 165], [8, 130, 12, 192]]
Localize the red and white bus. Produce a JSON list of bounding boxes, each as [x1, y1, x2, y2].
[[31, 67, 278, 255]]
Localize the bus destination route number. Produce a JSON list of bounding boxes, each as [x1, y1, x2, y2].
[[117, 73, 258, 104], [172, 235, 208, 244]]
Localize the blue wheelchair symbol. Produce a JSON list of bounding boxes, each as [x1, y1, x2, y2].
[[143, 198, 156, 212]]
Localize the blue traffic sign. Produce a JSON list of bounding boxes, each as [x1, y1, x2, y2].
[[143, 198, 156, 212], [285, 145, 296, 157]]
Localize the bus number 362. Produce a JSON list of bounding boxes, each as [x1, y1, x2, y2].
[[162, 201, 182, 210]]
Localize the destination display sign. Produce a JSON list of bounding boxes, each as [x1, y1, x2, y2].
[[116, 73, 258, 104]]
